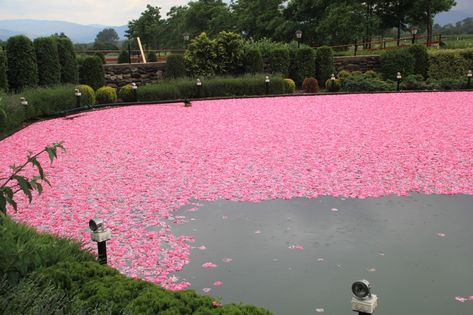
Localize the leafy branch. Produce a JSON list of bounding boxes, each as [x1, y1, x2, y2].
[[0, 142, 65, 215]]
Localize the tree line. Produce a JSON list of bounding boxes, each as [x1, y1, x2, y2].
[[125, 0, 457, 49]]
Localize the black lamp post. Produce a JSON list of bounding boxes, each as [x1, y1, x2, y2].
[[196, 78, 202, 98], [131, 82, 138, 102], [396, 72, 402, 91], [467, 70, 472, 89], [265, 76, 271, 95], [295, 30, 303, 48], [74, 88, 81, 108], [410, 26, 418, 44], [89, 219, 111, 265], [183, 32, 190, 49]]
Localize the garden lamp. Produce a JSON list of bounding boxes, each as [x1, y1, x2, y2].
[[131, 82, 138, 102], [396, 72, 402, 91], [20, 97, 28, 106], [331, 74, 336, 81], [265, 76, 271, 95], [74, 88, 82, 108], [296, 30, 303, 48], [196, 78, 202, 98], [410, 26, 418, 44], [183, 32, 190, 42], [467, 70, 472, 88], [89, 218, 112, 265], [351, 280, 378, 314]]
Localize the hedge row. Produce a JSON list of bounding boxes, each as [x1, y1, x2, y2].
[[0, 215, 273, 314], [428, 48, 473, 80]]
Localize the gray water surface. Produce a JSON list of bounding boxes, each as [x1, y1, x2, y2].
[[171, 194, 473, 314]]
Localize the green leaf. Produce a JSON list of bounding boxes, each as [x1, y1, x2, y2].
[[0, 193, 6, 213], [29, 157, 45, 179], [36, 183, 43, 194], [12, 176, 32, 203], [4, 189, 17, 212], [45, 147, 56, 163]]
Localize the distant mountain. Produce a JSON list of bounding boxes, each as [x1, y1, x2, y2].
[[0, 19, 127, 43], [435, 10, 472, 26]]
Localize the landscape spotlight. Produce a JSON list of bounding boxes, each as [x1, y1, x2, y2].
[[351, 280, 378, 314], [20, 97, 28, 106], [131, 82, 138, 102], [89, 218, 111, 265], [330, 73, 336, 81], [196, 78, 202, 98], [74, 88, 82, 108], [183, 32, 190, 42]]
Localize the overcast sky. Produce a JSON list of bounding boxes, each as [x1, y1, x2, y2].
[[0, 0, 472, 25]]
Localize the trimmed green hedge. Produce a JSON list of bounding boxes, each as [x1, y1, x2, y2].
[[407, 45, 429, 79], [79, 56, 105, 90], [138, 75, 287, 101], [165, 54, 186, 79], [341, 75, 394, 92], [0, 215, 273, 314], [56, 37, 78, 84], [428, 48, 473, 80], [34, 37, 61, 87], [293, 47, 316, 86], [6, 35, 38, 92], [315, 46, 334, 88], [380, 49, 415, 80], [96, 86, 117, 104], [269, 48, 290, 76], [244, 48, 264, 75], [0, 51, 7, 92]]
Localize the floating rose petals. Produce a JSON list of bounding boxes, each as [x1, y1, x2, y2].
[[455, 296, 467, 303], [317, 258, 324, 262], [213, 280, 223, 286], [202, 262, 218, 269], [367, 268, 377, 272], [254, 230, 262, 234], [288, 245, 305, 251], [330, 208, 338, 212], [197, 245, 207, 250], [202, 288, 212, 293]]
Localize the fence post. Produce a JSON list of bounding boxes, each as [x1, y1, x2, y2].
[[354, 40, 358, 56]]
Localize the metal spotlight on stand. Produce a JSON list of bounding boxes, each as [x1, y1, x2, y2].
[[74, 88, 82, 108], [89, 218, 112, 265], [396, 72, 402, 91], [351, 280, 378, 314]]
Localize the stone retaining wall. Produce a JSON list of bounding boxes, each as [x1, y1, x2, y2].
[[334, 55, 380, 73], [103, 62, 166, 88]]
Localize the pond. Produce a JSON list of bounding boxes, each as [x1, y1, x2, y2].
[[171, 194, 473, 314]]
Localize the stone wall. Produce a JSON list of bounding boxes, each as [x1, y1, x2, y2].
[[334, 55, 380, 73], [103, 62, 166, 88]]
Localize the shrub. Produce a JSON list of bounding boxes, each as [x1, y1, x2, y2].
[[79, 56, 105, 90], [364, 70, 380, 79], [338, 70, 351, 81], [184, 32, 218, 77], [400, 74, 429, 90], [293, 47, 316, 86], [6, 35, 38, 92], [94, 52, 106, 64], [118, 84, 136, 102], [407, 45, 429, 78], [165, 54, 186, 79], [76, 84, 95, 105], [244, 48, 264, 75], [146, 51, 157, 62], [117, 50, 129, 64], [0, 51, 7, 92], [269, 48, 290, 76], [341, 75, 393, 92], [432, 78, 466, 90], [34, 37, 61, 86], [302, 77, 319, 93], [315, 46, 334, 87], [56, 37, 78, 84], [95, 86, 117, 104], [379, 49, 415, 80], [428, 49, 473, 80], [215, 31, 244, 75], [0, 215, 94, 286], [283, 78, 296, 93], [325, 78, 341, 92]]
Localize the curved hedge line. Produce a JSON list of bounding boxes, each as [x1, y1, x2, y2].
[[0, 215, 273, 314]]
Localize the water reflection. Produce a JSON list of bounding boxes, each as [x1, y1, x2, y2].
[[171, 194, 473, 315]]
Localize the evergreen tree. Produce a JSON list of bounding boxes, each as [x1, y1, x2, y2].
[[6, 35, 38, 92], [34, 37, 61, 86]]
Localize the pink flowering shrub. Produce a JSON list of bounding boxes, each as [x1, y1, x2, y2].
[[1, 92, 473, 290]]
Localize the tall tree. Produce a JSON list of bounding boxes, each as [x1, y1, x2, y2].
[[377, 0, 415, 46], [410, 0, 456, 44], [94, 28, 119, 50], [127, 5, 164, 49]]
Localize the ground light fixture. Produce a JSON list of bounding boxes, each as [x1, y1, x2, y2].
[[20, 97, 28, 106], [74, 88, 81, 108], [296, 30, 303, 48], [183, 32, 190, 42], [351, 280, 378, 314], [396, 72, 402, 91], [265, 75, 271, 95], [467, 70, 472, 88], [89, 218, 112, 265], [131, 82, 138, 102]]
